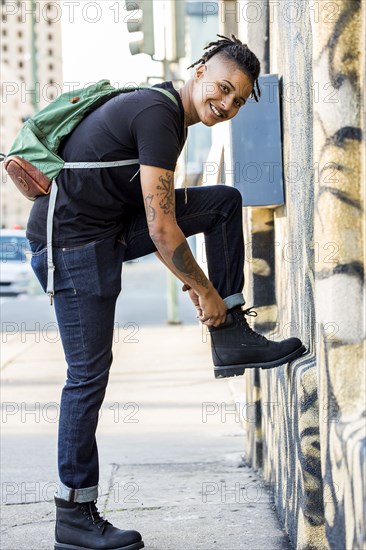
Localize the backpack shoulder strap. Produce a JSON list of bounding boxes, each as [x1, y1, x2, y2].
[[135, 84, 179, 108], [150, 87, 179, 108], [61, 88, 180, 172], [45, 84, 180, 302]]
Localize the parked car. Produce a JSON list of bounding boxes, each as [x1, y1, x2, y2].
[[0, 229, 33, 295]]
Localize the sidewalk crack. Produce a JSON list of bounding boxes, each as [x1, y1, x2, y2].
[[103, 462, 120, 514], [4, 499, 53, 506], [10, 515, 54, 529]]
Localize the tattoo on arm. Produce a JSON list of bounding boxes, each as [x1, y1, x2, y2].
[[172, 241, 209, 288], [144, 193, 156, 223], [156, 172, 175, 215]]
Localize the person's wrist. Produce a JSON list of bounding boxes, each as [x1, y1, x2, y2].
[[198, 280, 215, 298]]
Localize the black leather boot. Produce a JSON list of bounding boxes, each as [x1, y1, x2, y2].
[[209, 306, 306, 378], [54, 496, 144, 550]]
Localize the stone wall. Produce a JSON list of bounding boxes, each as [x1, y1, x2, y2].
[[312, 1, 365, 548], [238, 1, 365, 548]]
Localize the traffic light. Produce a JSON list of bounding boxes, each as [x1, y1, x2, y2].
[[173, 0, 185, 60], [126, 0, 155, 57]]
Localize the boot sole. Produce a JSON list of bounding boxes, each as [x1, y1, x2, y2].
[[214, 345, 306, 379], [54, 541, 144, 550]]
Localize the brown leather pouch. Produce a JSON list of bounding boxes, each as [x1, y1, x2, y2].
[[4, 156, 52, 201]]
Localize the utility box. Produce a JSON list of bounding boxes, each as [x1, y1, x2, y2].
[[229, 74, 284, 207]]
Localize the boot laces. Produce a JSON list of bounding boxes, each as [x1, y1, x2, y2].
[[82, 501, 110, 533], [238, 307, 267, 341]]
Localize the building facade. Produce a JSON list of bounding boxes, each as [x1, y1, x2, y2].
[[1, 0, 62, 228]]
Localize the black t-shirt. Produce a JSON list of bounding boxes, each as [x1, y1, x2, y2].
[[26, 81, 186, 246]]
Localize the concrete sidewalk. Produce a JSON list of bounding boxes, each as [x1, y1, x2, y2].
[[1, 323, 290, 550]]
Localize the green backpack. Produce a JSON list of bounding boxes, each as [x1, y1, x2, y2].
[[1, 79, 178, 302], [3, 79, 178, 192]]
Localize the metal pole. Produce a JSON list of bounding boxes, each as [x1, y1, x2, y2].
[[164, 1, 181, 325], [31, 0, 38, 112]]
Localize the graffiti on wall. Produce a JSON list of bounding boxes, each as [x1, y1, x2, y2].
[[245, 0, 365, 548], [313, 1, 365, 548]]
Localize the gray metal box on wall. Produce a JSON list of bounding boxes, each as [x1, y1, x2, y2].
[[229, 74, 284, 207]]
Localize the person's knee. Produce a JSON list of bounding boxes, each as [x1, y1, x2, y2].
[[217, 184, 242, 207]]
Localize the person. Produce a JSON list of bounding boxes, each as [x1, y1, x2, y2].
[[27, 35, 305, 550]]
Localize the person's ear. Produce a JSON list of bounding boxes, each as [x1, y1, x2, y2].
[[194, 63, 207, 80]]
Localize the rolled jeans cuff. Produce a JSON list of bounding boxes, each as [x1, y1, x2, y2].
[[224, 293, 245, 310], [56, 480, 99, 503]]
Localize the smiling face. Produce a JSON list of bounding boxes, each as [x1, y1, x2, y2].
[[190, 55, 254, 127]]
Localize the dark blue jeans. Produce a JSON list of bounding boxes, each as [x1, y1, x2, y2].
[[29, 185, 245, 502]]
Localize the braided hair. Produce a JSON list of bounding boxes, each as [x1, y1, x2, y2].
[[188, 34, 261, 102]]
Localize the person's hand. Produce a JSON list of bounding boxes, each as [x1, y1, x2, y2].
[[182, 283, 227, 327], [197, 285, 227, 327]]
